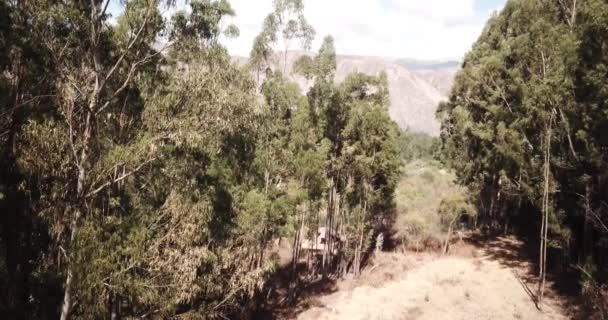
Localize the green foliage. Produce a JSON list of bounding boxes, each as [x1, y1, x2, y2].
[[249, 0, 315, 77], [398, 130, 439, 162], [294, 36, 337, 81], [0, 0, 400, 318], [170, 0, 238, 53], [394, 161, 469, 249], [437, 191, 476, 230], [439, 0, 608, 295]]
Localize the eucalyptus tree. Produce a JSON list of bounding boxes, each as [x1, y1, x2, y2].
[[292, 38, 399, 276], [0, 1, 59, 316], [170, 0, 239, 53], [249, 0, 315, 79], [17, 1, 167, 318], [439, 0, 608, 311], [339, 72, 399, 274], [2, 0, 252, 318]]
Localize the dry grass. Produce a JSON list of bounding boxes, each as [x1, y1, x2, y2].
[[297, 238, 572, 320], [341, 252, 419, 290]]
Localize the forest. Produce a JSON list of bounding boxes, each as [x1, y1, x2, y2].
[[0, 0, 607, 319], [0, 0, 401, 318], [438, 0, 608, 315]]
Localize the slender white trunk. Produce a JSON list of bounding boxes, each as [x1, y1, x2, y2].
[[443, 219, 455, 255], [538, 120, 552, 308], [60, 209, 81, 320], [61, 51, 96, 319]]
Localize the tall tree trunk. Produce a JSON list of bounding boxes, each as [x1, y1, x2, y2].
[[582, 178, 592, 263], [109, 292, 120, 320], [328, 185, 338, 273], [258, 227, 267, 269], [538, 120, 552, 308], [334, 192, 342, 275], [312, 208, 319, 279], [355, 200, 367, 276], [60, 208, 81, 320], [288, 223, 299, 302], [61, 59, 96, 319], [500, 197, 508, 235], [323, 180, 335, 275], [355, 225, 364, 276], [289, 204, 306, 302], [488, 175, 498, 232], [495, 176, 502, 232], [443, 218, 455, 255]]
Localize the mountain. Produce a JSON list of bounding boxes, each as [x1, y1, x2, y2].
[[397, 59, 460, 97], [395, 58, 460, 71], [237, 52, 459, 136]]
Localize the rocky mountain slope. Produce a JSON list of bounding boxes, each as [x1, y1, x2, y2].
[[238, 53, 458, 136]]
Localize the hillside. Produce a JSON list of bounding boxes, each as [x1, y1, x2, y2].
[[236, 53, 458, 136]]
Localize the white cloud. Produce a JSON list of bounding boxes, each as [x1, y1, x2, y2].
[[388, 0, 476, 20], [222, 0, 505, 61]]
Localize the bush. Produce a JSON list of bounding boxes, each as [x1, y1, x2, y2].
[[394, 161, 473, 253], [398, 130, 439, 162]]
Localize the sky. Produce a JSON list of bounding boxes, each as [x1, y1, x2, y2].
[[223, 0, 507, 61], [109, 0, 507, 61]]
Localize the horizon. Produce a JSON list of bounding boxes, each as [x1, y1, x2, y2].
[[230, 49, 463, 64], [230, 48, 462, 65]]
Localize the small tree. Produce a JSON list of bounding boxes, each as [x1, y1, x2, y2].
[[438, 191, 476, 255]]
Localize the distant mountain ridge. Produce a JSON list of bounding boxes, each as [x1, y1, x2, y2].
[[236, 52, 459, 136], [395, 59, 461, 71]]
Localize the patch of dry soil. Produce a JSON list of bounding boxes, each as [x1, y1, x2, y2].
[[297, 238, 570, 320]]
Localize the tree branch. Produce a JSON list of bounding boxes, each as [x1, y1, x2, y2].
[[490, 77, 513, 113], [85, 156, 157, 198], [97, 43, 172, 115], [99, 7, 152, 94], [558, 108, 578, 160], [100, 0, 111, 21]]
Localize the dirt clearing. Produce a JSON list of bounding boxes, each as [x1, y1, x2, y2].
[[295, 237, 572, 320]]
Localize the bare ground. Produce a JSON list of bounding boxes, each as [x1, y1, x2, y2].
[[271, 236, 576, 320]]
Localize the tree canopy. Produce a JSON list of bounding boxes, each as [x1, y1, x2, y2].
[[0, 0, 400, 318], [438, 0, 608, 311]]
